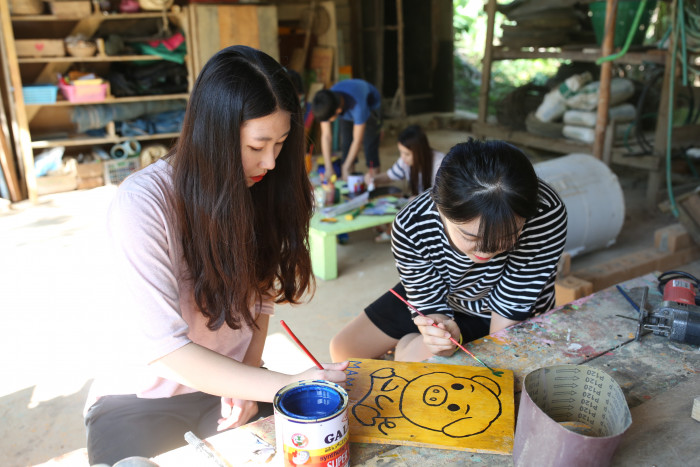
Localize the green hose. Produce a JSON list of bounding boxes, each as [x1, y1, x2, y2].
[[597, 0, 651, 64]]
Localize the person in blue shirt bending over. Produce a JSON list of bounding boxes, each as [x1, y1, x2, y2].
[[312, 79, 382, 181]]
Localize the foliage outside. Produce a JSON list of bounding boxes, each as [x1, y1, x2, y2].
[[453, 0, 560, 117]]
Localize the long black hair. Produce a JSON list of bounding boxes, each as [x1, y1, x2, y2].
[[171, 45, 313, 330], [432, 139, 540, 254], [398, 125, 434, 195]]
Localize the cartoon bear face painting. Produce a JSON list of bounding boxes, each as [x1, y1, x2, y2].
[[352, 368, 502, 438], [400, 372, 502, 437]]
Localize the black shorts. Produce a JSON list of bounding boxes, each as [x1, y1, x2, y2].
[[85, 391, 274, 465], [365, 282, 491, 343]]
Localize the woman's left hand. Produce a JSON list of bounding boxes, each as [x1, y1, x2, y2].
[[217, 397, 259, 431]]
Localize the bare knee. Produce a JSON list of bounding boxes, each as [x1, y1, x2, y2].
[[394, 333, 432, 362], [329, 313, 397, 362]]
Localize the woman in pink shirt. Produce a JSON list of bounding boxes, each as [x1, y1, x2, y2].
[[85, 45, 348, 464]]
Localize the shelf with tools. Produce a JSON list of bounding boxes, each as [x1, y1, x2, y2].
[[0, 1, 193, 200], [472, 0, 699, 207]]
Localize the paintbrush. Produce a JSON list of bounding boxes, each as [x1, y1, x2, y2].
[[280, 320, 324, 370], [389, 289, 503, 377]]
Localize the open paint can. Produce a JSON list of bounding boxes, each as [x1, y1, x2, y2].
[[274, 380, 349, 467]]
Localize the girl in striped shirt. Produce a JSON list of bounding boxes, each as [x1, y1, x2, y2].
[[330, 139, 568, 362]]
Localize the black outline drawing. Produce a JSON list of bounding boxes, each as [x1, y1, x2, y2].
[[351, 367, 502, 438]]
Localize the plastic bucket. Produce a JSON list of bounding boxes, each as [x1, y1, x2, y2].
[[589, 0, 658, 48], [534, 154, 625, 257]]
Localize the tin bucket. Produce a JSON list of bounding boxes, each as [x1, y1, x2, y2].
[[274, 380, 350, 467]]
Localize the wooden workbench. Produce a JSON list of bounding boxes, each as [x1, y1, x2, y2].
[[154, 273, 699, 466]]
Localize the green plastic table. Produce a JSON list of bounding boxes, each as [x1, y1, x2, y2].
[[309, 210, 396, 280]]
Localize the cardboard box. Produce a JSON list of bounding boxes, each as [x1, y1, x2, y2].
[[16, 39, 65, 58], [50, 0, 92, 18], [76, 161, 104, 190], [37, 159, 78, 195]]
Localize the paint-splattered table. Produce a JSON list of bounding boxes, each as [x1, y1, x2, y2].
[[154, 273, 699, 466]]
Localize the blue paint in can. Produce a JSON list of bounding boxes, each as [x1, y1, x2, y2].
[[277, 381, 344, 420]]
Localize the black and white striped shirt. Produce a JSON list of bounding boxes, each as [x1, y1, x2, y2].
[[391, 181, 568, 322]]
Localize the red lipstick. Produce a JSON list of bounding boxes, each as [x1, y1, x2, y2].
[[250, 174, 265, 183], [473, 254, 491, 261]]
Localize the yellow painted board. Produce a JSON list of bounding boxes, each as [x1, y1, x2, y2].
[[344, 359, 514, 455]]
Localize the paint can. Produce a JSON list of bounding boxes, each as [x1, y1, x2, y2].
[[273, 380, 350, 467]]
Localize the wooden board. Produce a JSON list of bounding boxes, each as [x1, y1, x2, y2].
[[309, 46, 333, 89], [344, 359, 515, 455]]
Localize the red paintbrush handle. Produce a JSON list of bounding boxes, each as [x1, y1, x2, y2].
[[280, 320, 324, 370]]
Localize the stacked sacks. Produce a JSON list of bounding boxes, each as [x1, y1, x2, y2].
[[531, 72, 636, 143]]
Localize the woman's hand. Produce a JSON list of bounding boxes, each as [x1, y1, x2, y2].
[[413, 314, 461, 357], [217, 397, 259, 431], [293, 361, 350, 386]]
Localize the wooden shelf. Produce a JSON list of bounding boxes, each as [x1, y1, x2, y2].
[[31, 132, 180, 149], [25, 93, 189, 108], [10, 12, 179, 22], [471, 121, 663, 172], [18, 54, 176, 64], [491, 46, 668, 66]]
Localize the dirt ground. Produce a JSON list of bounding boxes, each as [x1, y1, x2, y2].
[[0, 120, 694, 466]]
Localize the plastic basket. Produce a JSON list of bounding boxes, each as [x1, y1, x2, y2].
[[59, 82, 108, 103], [23, 85, 58, 104], [589, 0, 658, 48], [103, 157, 141, 185]]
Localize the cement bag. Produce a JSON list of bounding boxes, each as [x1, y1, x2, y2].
[[565, 78, 635, 111], [535, 72, 593, 123], [563, 103, 637, 127], [562, 123, 630, 143]]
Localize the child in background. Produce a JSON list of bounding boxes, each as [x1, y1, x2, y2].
[[366, 125, 445, 242]]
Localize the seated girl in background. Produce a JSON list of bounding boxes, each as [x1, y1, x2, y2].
[[365, 125, 445, 242]]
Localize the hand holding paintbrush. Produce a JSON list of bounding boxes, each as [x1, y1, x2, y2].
[[390, 289, 503, 377]]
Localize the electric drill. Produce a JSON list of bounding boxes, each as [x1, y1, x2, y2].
[[635, 276, 700, 346]]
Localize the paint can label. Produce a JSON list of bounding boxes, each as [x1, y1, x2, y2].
[[274, 380, 349, 467]]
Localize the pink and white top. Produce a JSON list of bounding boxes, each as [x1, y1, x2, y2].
[[86, 159, 273, 412]]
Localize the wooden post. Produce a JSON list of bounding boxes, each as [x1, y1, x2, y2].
[[396, 0, 406, 117], [477, 0, 497, 124], [0, 0, 37, 202], [374, 0, 384, 95], [593, 0, 617, 160], [301, 0, 318, 75]]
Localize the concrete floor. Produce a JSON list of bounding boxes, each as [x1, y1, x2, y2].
[[0, 124, 694, 466]]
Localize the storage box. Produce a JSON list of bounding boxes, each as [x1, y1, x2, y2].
[[50, 0, 92, 18], [103, 157, 141, 185], [37, 159, 78, 195], [59, 82, 109, 103], [23, 85, 58, 104], [16, 39, 65, 58], [76, 160, 104, 189]]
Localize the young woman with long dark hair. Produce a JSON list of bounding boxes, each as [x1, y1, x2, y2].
[[84, 45, 347, 465]]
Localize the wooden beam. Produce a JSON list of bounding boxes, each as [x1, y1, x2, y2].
[[477, 0, 497, 124], [0, 102, 22, 201], [395, 0, 405, 117], [0, 0, 37, 202], [593, 0, 617, 160]]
